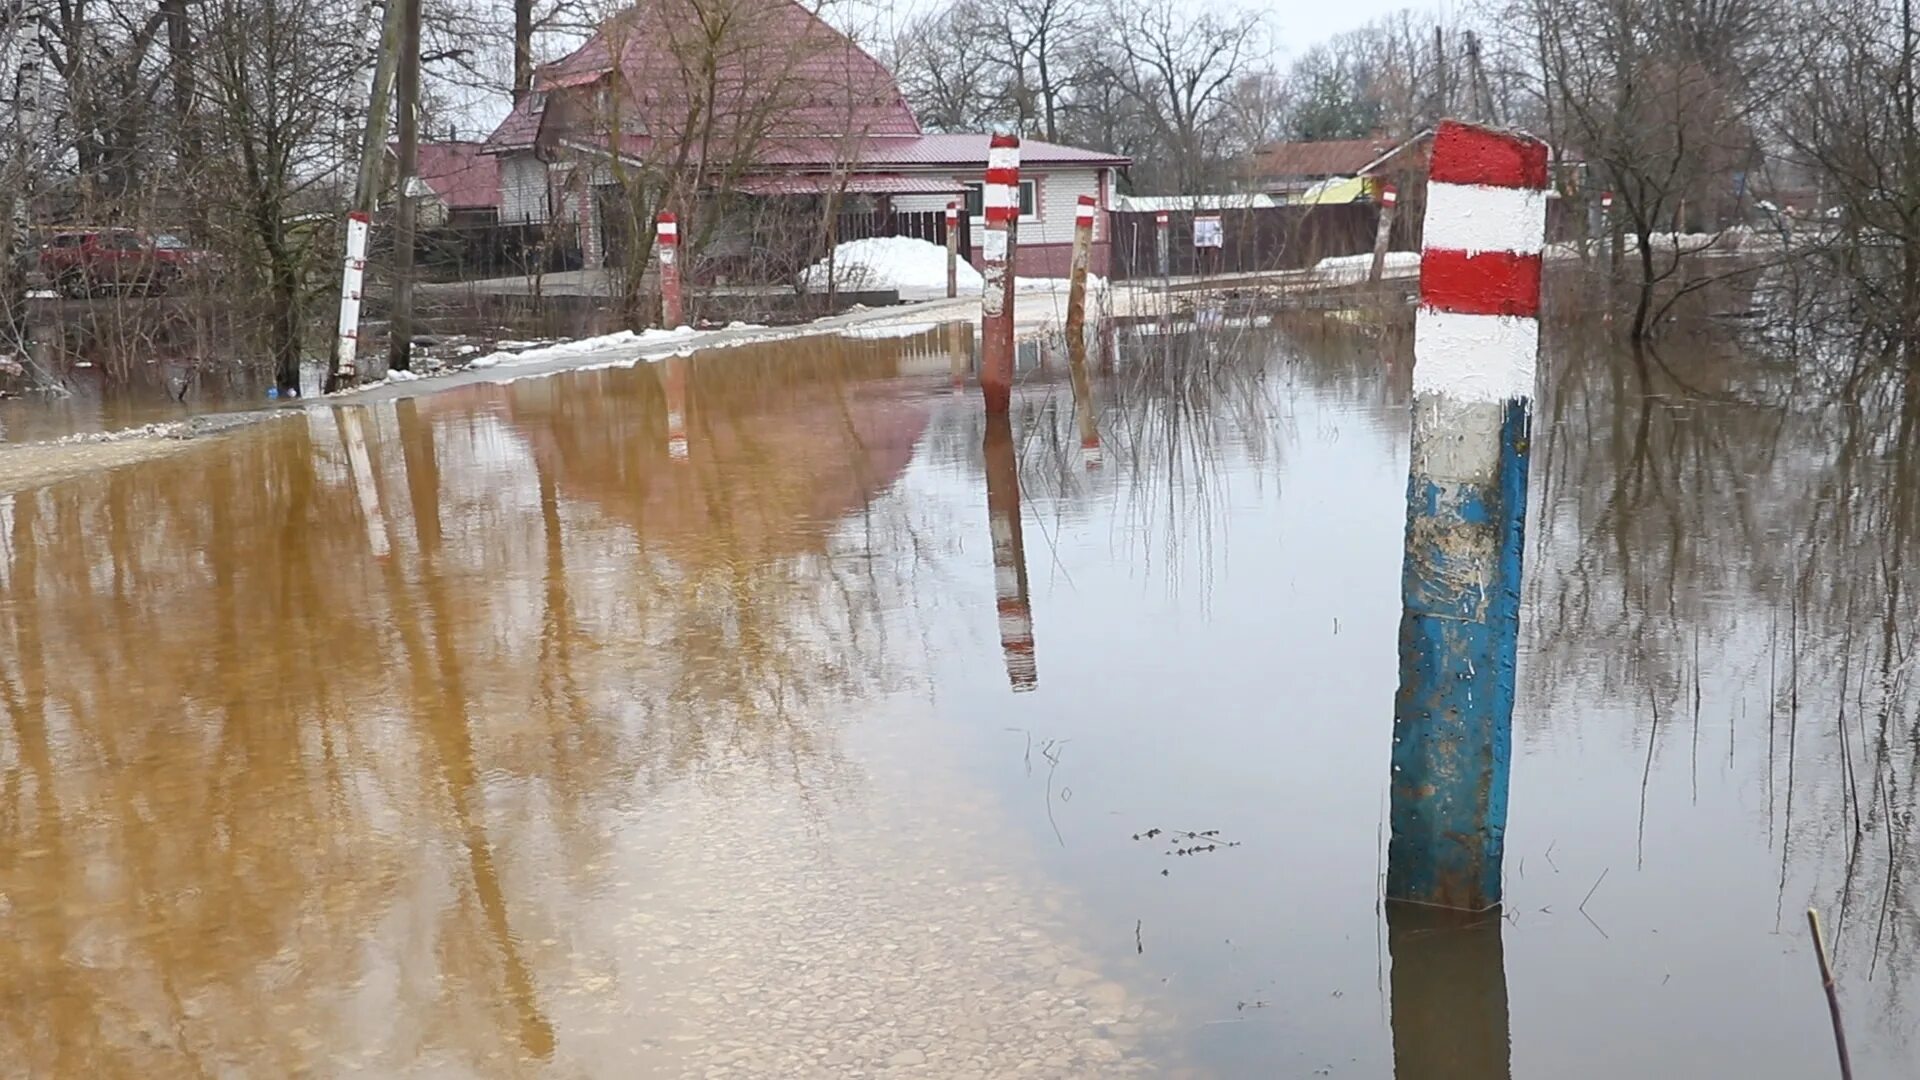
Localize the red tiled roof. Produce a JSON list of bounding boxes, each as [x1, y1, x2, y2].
[[860, 134, 1128, 167], [487, 95, 541, 149], [403, 141, 501, 209], [1253, 138, 1400, 180], [734, 173, 965, 195], [563, 132, 1128, 170], [484, 0, 919, 154]]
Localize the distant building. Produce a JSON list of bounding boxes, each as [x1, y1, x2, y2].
[[1250, 137, 1404, 202], [391, 141, 503, 227], [481, 0, 1129, 276]]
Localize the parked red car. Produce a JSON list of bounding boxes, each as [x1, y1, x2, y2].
[[38, 228, 219, 296]]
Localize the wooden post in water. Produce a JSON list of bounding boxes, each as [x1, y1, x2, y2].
[[1387, 120, 1547, 912], [983, 412, 1036, 690], [946, 201, 960, 300], [1065, 194, 1096, 348], [980, 134, 1020, 413], [387, 0, 423, 373], [657, 213, 684, 328], [1368, 185, 1398, 284]]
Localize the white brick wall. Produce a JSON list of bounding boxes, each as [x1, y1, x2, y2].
[[894, 167, 1104, 245], [499, 153, 549, 223]]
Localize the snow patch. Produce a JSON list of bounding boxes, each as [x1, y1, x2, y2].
[[800, 237, 984, 294], [1314, 251, 1421, 282], [842, 322, 942, 340]]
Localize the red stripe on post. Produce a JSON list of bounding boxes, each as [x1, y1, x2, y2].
[[1420, 249, 1543, 318], [990, 133, 1019, 148], [985, 169, 1019, 186], [1429, 120, 1549, 191]]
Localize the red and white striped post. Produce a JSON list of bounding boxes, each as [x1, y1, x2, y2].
[[1154, 209, 1171, 279], [1368, 184, 1399, 284], [656, 212, 684, 328], [1388, 119, 1549, 912], [1601, 190, 1623, 275], [983, 412, 1036, 691], [334, 209, 372, 383], [945, 201, 960, 299], [980, 134, 1020, 413], [1065, 194, 1097, 347]]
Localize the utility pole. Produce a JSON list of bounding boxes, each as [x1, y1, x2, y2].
[[329, 0, 410, 391], [388, 0, 421, 373]]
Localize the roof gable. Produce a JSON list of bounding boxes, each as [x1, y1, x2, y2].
[[487, 0, 919, 152], [1253, 138, 1400, 180]]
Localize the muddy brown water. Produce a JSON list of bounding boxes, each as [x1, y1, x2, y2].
[[0, 315, 1914, 1077]]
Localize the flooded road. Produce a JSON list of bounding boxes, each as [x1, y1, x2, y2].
[[0, 315, 1914, 1077]]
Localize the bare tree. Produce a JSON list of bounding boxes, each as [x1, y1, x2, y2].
[[1101, 0, 1266, 192], [1521, 0, 1788, 339], [1780, 0, 1920, 347], [196, 0, 366, 391]]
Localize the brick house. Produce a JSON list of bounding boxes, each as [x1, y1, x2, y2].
[[482, 0, 1129, 277]]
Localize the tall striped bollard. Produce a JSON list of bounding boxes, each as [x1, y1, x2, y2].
[[980, 134, 1020, 413], [983, 412, 1036, 690], [1368, 185, 1398, 284], [1154, 210, 1170, 279], [1065, 194, 1096, 349], [334, 210, 371, 382], [946, 201, 960, 300], [1388, 120, 1548, 912], [657, 213, 684, 329]]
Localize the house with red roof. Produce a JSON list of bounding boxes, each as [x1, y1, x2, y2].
[[482, 0, 1129, 277], [392, 141, 503, 227]]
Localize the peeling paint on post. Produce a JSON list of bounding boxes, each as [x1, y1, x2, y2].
[[657, 213, 684, 329], [1388, 119, 1548, 912], [980, 134, 1020, 413]]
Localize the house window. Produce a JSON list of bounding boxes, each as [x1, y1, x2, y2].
[[962, 179, 1037, 220]]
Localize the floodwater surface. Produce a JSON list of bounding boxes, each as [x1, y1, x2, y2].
[[0, 314, 1914, 1078]]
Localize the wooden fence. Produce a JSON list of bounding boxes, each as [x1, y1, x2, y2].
[[1108, 204, 1415, 279]]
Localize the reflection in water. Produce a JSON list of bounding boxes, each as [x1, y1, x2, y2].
[[1387, 903, 1511, 1080], [984, 412, 1038, 691], [2, 331, 1147, 1076], [662, 354, 690, 461]]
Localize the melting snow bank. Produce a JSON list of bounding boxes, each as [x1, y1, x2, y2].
[[464, 325, 704, 370], [1312, 251, 1421, 282], [800, 236, 985, 293]]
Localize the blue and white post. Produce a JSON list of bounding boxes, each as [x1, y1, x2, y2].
[[1388, 121, 1549, 911]]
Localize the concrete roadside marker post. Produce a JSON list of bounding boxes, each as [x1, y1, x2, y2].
[[1387, 119, 1548, 912], [657, 213, 683, 329], [946, 201, 960, 300], [1369, 185, 1399, 284], [1154, 210, 1170, 280], [1065, 195, 1096, 352], [980, 133, 1020, 414], [334, 210, 371, 383]]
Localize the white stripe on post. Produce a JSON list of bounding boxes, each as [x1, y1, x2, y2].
[[335, 210, 371, 378], [1421, 182, 1551, 255], [1409, 310, 1540, 401]]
